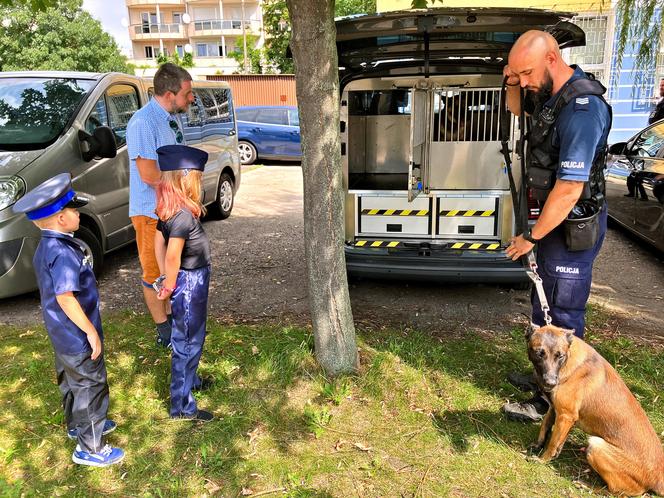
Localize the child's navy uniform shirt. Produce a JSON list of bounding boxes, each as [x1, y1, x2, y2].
[[34, 230, 103, 355]]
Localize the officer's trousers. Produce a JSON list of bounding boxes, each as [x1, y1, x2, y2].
[[531, 205, 607, 338], [54, 351, 109, 453], [170, 265, 210, 417]]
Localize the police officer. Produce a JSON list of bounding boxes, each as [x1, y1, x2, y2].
[[501, 31, 612, 422], [13, 174, 124, 466], [648, 78, 664, 124]]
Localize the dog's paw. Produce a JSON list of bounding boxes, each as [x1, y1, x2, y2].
[[525, 453, 544, 463]]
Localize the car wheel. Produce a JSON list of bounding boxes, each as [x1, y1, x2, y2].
[[207, 172, 234, 220], [75, 224, 104, 277], [238, 141, 257, 165]]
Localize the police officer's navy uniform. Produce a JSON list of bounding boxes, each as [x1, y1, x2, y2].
[[155, 145, 212, 418], [13, 174, 123, 466], [526, 66, 612, 337], [648, 96, 664, 124]]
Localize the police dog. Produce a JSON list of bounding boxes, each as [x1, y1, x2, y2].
[[527, 324, 664, 496]]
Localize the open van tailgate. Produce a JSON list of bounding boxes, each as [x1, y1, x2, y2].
[[336, 8, 584, 78]]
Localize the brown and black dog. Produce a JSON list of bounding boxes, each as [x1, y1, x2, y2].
[[527, 324, 664, 496]]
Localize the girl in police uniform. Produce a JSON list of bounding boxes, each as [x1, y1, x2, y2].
[[154, 145, 214, 422]]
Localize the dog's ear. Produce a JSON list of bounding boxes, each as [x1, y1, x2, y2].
[[564, 328, 575, 345], [525, 323, 539, 341]]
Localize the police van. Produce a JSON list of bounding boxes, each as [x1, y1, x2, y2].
[[0, 72, 240, 299], [336, 8, 586, 284]]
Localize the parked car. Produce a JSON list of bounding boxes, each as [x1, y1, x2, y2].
[[606, 120, 664, 251], [236, 106, 301, 164], [0, 72, 241, 299]]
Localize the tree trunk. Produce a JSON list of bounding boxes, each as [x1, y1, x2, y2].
[[285, 0, 358, 376]]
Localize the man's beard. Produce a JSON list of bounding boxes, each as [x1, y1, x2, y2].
[[535, 69, 553, 98], [532, 70, 554, 105]]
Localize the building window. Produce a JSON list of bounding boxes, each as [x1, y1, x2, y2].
[[173, 13, 182, 24], [176, 45, 184, 57], [569, 16, 608, 66], [145, 46, 153, 59], [196, 43, 219, 57]]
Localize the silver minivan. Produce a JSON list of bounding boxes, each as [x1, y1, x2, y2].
[[0, 71, 240, 299], [336, 8, 585, 284]]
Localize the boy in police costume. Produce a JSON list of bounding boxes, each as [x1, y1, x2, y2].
[[13, 174, 125, 467]]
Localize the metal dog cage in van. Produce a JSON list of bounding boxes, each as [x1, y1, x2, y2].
[[343, 83, 518, 254]]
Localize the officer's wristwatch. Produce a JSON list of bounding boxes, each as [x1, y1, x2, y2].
[[523, 227, 539, 244]]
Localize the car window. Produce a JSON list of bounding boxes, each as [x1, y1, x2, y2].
[[257, 108, 288, 125], [184, 94, 205, 127], [85, 84, 140, 148], [208, 88, 234, 124], [184, 88, 234, 126], [0, 77, 95, 151], [237, 108, 258, 122], [631, 122, 664, 158], [288, 108, 299, 126]]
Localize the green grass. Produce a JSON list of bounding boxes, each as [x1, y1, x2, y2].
[[0, 311, 662, 497]]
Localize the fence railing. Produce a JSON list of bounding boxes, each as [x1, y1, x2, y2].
[[133, 23, 182, 35], [192, 19, 261, 32]]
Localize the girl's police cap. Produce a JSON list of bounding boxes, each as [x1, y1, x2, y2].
[[157, 145, 208, 172], [13, 173, 89, 220]]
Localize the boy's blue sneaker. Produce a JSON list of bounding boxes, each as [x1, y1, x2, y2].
[[72, 444, 125, 467], [67, 419, 117, 440]]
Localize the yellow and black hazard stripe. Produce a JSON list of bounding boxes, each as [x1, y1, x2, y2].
[[361, 209, 429, 216], [354, 240, 402, 248], [448, 242, 500, 251], [352, 240, 501, 251], [439, 209, 495, 217]]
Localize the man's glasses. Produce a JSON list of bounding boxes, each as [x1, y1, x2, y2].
[[169, 120, 184, 144]]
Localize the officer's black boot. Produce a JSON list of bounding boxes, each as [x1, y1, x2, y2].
[[502, 393, 549, 422]]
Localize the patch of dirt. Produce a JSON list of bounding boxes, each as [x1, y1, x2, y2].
[[1, 165, 662, 347]]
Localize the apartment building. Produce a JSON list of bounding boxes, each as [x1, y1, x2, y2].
[[125, 0, 263, 77]]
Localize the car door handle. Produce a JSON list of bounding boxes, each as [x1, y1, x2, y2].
[[251, 127, 262, 132], [290, 131, 299, 135]]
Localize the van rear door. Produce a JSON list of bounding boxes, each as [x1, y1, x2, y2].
[[336, 8, 584, 84]]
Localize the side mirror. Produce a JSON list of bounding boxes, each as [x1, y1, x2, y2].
[[78, 126, 117, 162], [608, 142, 627, 155]]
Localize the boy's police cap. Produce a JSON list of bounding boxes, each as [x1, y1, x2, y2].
[[157, 145, 208, 172], [13, 173, 88, 220]]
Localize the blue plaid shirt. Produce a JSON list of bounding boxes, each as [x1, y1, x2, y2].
[[126, 98, 185, 218]]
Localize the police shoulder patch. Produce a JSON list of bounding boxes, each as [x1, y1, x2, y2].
[[574, 96, 590, 111]]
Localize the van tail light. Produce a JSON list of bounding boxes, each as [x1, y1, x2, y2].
[[527, 188, 541, 220]]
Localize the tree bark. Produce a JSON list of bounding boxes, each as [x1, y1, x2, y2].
[[285, 0, 358, 376]]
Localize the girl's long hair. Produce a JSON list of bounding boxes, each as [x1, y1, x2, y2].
[[156, 170, 206, 221]]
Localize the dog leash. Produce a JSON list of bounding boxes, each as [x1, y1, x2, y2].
[[524, 251, 552, 325], [499, 78, 552, 326]]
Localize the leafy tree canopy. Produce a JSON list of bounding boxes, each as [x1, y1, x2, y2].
[[0, 0, 130, 73], [261, 0, 377, 74]]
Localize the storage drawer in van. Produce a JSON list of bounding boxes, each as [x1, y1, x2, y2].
[[435, 194, 499, 239], [356, 193, 431, 237]]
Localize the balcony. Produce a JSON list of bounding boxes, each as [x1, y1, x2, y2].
[[126, 0, 184, 6], [130, 23, 187, 41], [189, 18, 261, 37]]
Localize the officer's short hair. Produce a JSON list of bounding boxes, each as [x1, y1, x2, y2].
[[154, 63, 192, 96]]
